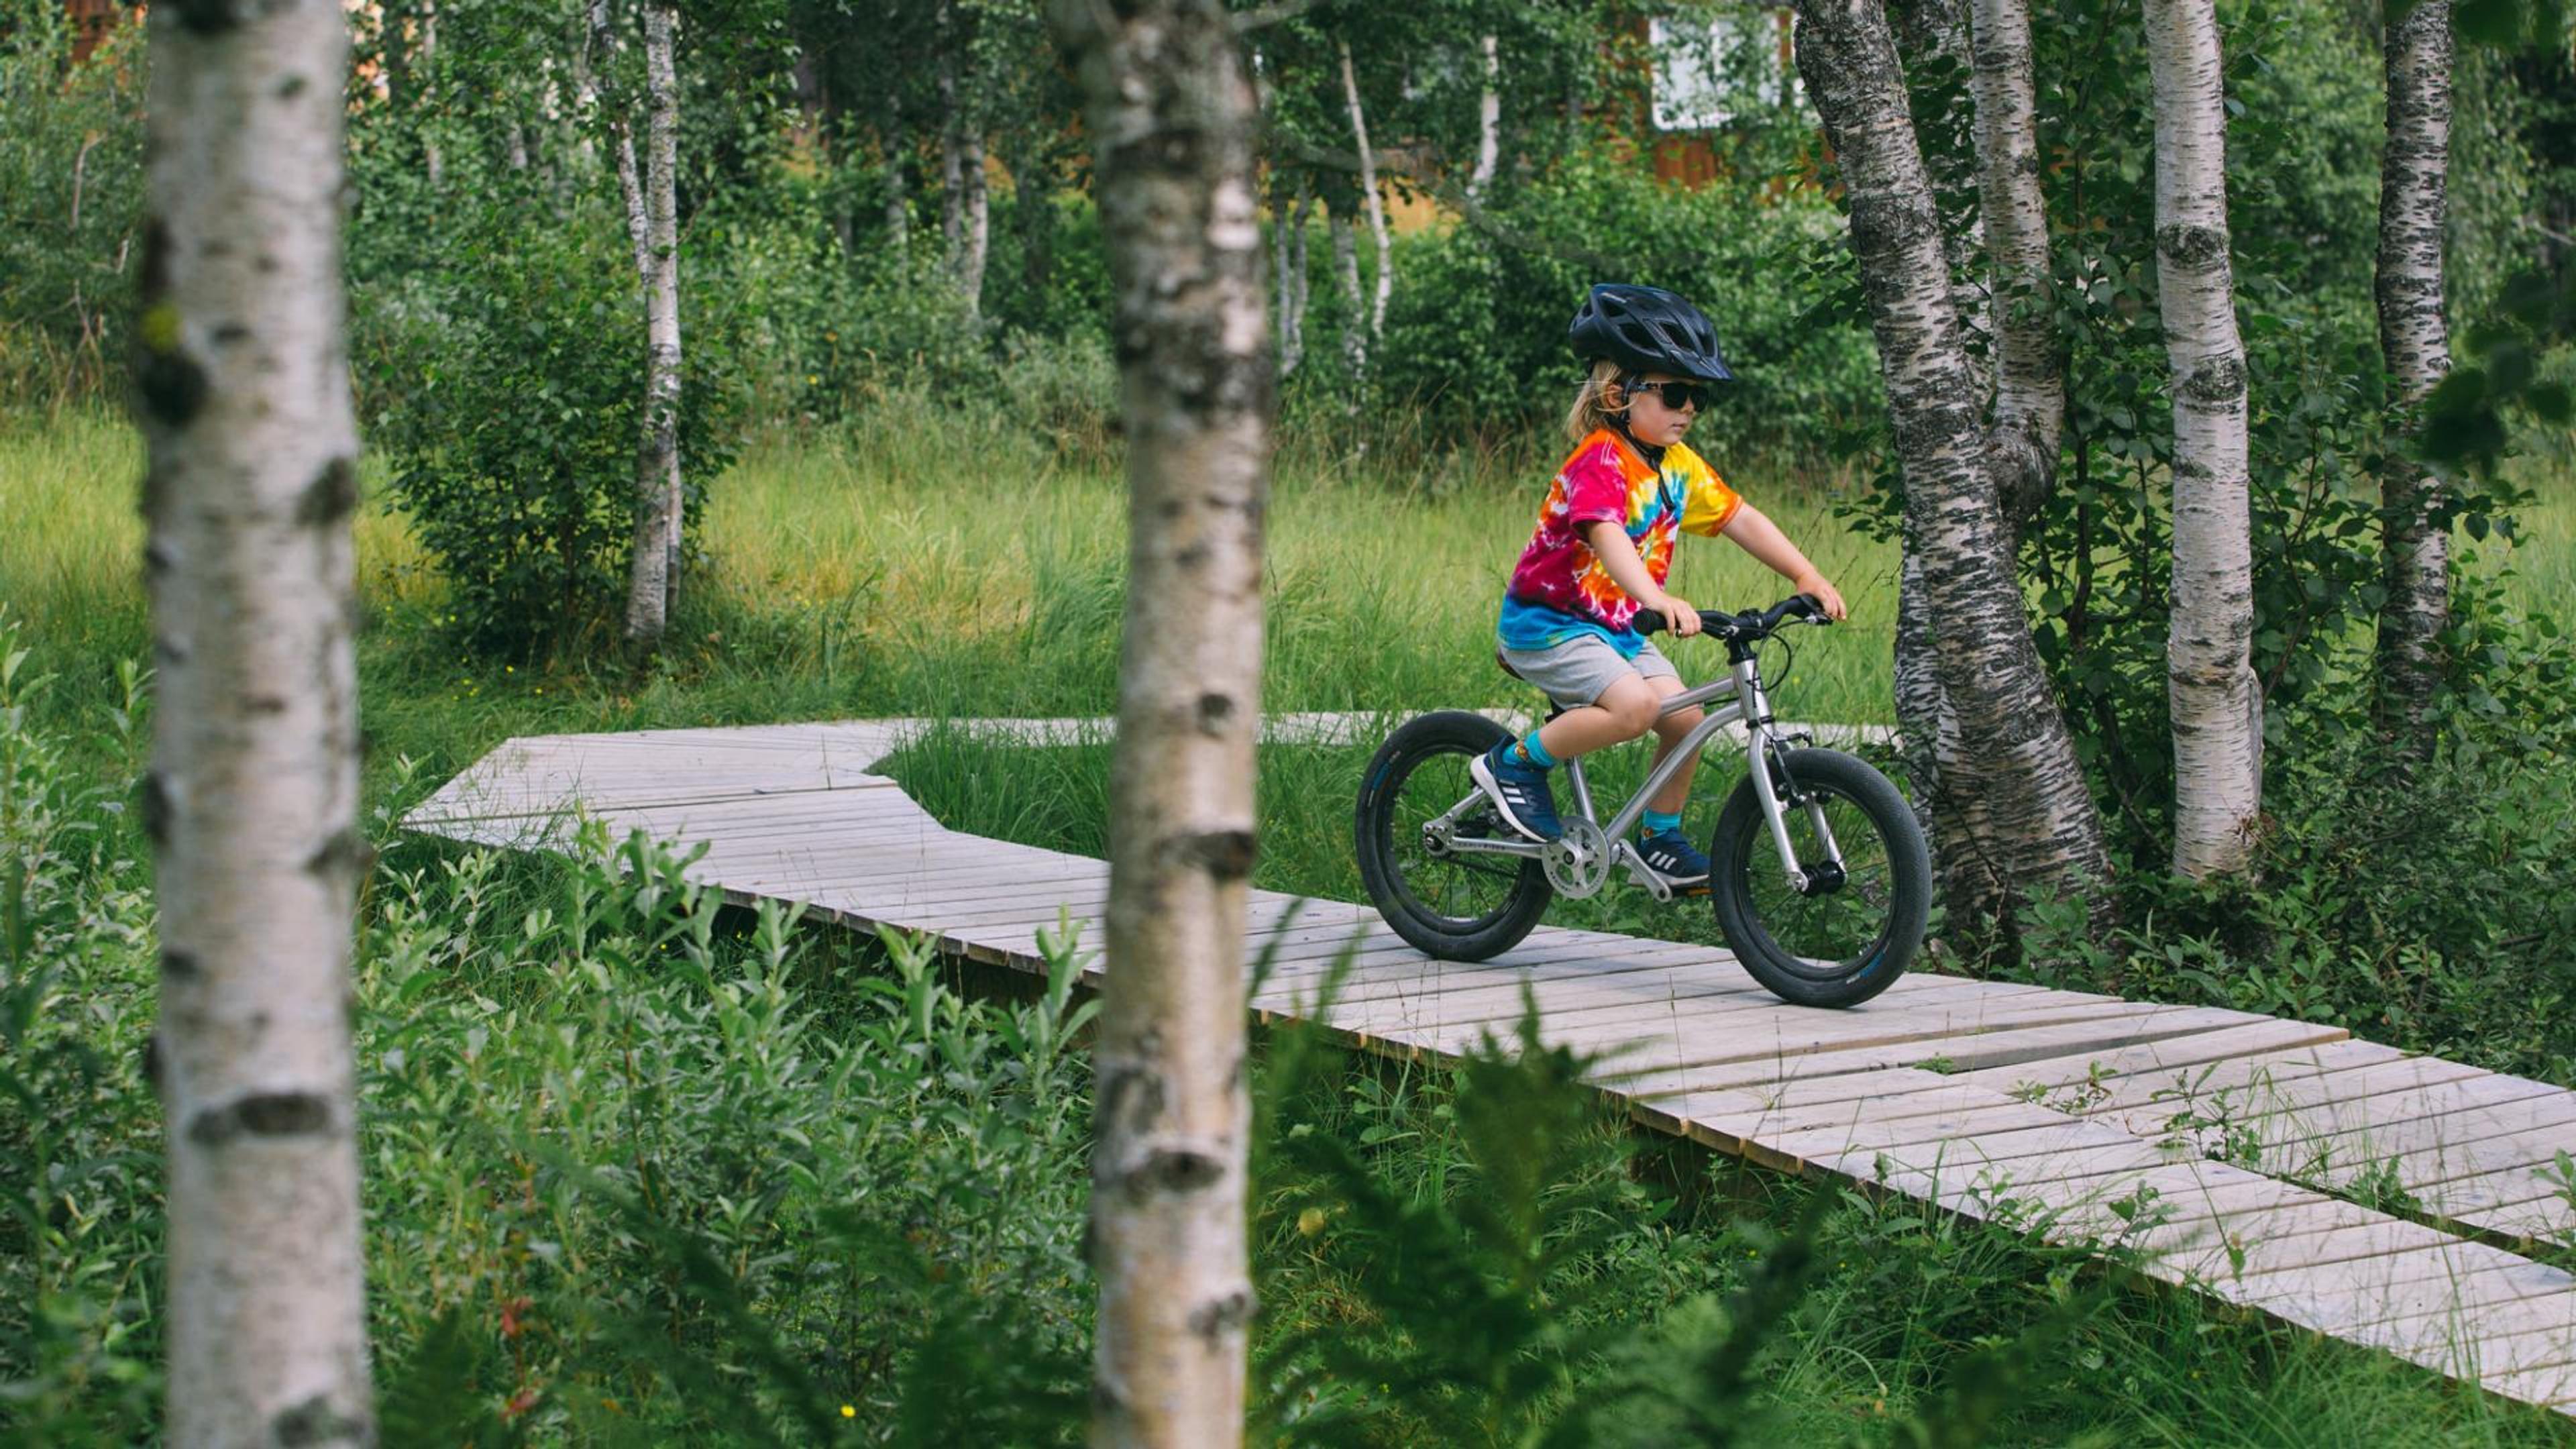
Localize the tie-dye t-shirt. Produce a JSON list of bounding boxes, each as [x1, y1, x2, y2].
[[1497, 429, 1743, 657]]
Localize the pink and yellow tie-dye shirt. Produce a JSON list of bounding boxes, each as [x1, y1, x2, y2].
[[1497, 428, 1743, 656]]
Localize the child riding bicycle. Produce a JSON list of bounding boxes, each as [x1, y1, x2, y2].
[[1472, 283, 1850, 890]]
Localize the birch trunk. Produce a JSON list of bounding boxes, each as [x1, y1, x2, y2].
[[957, 125, 991, 315], [1336, 41, 1392, 351], [420, 0, 443, 188], [883, 101, 910, 249], [1968, 0, 2062, 523], [1892, 0, 1992, 392], [1047, 0, 1269, 1438], [2144, 0, 2260, 878], [938, 47, 965, 258], [2373, 0, 2453, 755], [1274, 180, 1311, 378], [1792, 0, 2115, 948], [1330, 206, 1366, 379], [136, 0, 374, 1440], [622, 0, 684, 647], [1470, 34, 1501, 199]]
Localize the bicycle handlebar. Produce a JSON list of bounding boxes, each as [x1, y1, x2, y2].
[[1632, 594, 1828, 641]]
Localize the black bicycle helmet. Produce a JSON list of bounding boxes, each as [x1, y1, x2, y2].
[[1568, 283, 1735, 383]]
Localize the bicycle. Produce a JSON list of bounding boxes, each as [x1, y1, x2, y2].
[[1353, 594, 1931, 1009]]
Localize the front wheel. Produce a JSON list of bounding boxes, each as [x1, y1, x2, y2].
[[1710, 747, 1929, 1008], [1355, 711, 1554, 961]]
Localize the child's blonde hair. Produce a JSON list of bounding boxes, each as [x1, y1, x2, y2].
[[1563, 358, 1631, 442]]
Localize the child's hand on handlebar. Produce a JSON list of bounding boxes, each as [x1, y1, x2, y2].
[[1650, 593, 1703, 637], [1793, 572, 1848, 623]]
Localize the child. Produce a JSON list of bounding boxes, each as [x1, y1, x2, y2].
[[1472, 283, 1849, 890]]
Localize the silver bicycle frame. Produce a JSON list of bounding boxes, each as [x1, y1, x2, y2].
[[1430, 652, 1847, 894]]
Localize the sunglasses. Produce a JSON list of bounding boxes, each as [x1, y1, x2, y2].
[[1622, 378, 1713, 412]]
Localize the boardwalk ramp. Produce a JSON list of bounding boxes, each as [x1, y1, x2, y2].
[[407, 716, 2576, 1417]]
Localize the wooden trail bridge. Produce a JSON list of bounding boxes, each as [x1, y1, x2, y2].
[[408, 715, 2576, 1419]]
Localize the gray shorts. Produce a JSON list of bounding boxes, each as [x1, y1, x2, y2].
[[1497, 635, 1678, 710]]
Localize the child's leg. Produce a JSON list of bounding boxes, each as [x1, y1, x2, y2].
[[1531, 673, 1663, 761], [1642, 675, 1708, 816]]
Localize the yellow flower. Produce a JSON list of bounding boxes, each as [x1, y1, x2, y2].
[[840, 1405, 856, 1419]]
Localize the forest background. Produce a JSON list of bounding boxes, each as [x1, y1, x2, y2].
[[5, 0, 2576, 1439]]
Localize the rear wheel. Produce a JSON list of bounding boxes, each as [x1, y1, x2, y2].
[[1355, 711, 1553, 961], [1710, 747, 1929, 1008]]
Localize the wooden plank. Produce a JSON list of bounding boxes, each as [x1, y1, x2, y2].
[[1329, 972, 1783, 1040], [1605, 1005, 2261, 1098], [2353, 1292, 2576, 1377], [1955, 1024, 2375, 1097], [2082, 1053, 2527, 1135]]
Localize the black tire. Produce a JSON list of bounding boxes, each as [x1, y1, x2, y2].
[[1355, 711, 1553, 961], [1710, 746, 1929, 1008]]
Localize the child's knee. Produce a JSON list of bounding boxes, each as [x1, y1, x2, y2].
[[1599, 686, 1661, 737]]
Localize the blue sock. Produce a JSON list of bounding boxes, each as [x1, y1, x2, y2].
[[1511, 731, 1557, 770], [1641, 809, 1682, 837]]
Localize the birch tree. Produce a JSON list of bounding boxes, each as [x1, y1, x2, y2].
[[1470, 32, 1501, 200], [1273, 176, 1312, 378], [590, 0, 685, 648], [1886, 0, 2062, 881], [2144, 0, 2261, 877], [1336, 38, 1392, 378], [133, 0, 374, 1439], [2373, 0, 2455, 755], [1046, 0, 1270, 1438], [1792, 0, 2116, 945]]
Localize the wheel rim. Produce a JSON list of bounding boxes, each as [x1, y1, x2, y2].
[[1727, 780, 1900, 979], [1375, 743, 1533, 930]]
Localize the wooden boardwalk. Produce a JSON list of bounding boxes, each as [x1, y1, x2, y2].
[[408, 716, 2576, 1417]]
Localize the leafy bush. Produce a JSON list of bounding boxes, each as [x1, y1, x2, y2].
[[1365, 148, 1880, 460], [360, 202, 745, 659], [0, 3, 144, 408]]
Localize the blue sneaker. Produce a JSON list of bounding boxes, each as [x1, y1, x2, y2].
[[1470, 741, 1562, 842], [1638, 827, 1710, 891]]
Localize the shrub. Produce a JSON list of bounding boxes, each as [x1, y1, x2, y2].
[[1365, 148, 1880, 461], [360, 203, 745, 660], [0, 4, 145, 409]]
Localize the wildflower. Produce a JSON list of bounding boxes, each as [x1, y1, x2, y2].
[[841, 1405, 856, 1419]]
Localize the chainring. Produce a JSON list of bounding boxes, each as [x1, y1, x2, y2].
[[1542, 816, 1614, 898]]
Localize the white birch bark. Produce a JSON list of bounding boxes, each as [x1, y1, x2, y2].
[[419, 0, 443, 188], [1470, 34, 1501, 200], [938, 45, 965, 256], [623, 0, 684, 646], [1893, 0, 1992, 393], [587, 0, 653, 278], [1274, 180, 1311, 377], [1792, 0, 2116, 947], [2144, 0, 2260, 879], [883, 100, 911, 249], [958, 125, 991, 313], [1336, 40, 1392, 351], [1330, 206, 1365, 379], [1046, 0, 1270, 1439], [1967, 0, 2061, 521], [135, 0, 374, 1440], [2373, 0, 2453, 755]]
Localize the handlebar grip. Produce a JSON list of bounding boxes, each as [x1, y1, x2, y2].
[[1633, 609, 1668, 636]]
